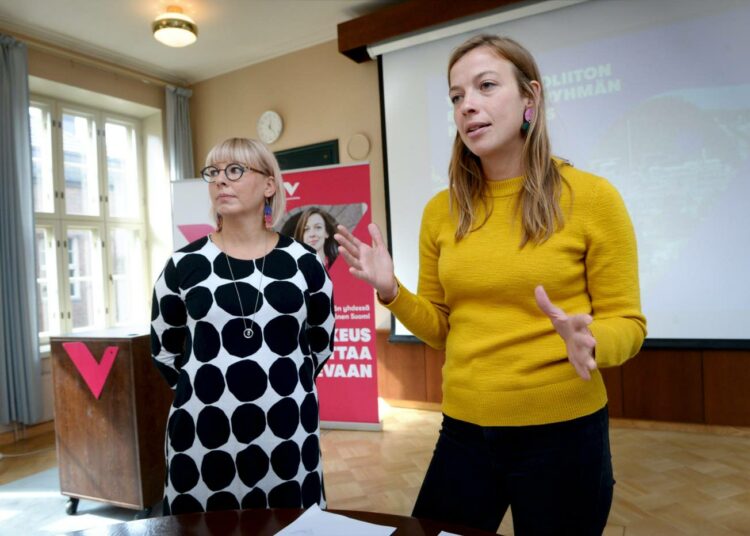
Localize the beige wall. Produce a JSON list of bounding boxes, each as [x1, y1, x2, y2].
[[191, 40, 390, 327], [27, 47, 165, 110]]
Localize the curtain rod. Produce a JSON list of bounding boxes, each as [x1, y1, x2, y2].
[[2, 28, 185, 88]]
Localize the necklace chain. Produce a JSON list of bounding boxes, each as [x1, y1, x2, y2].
[[221, 233, 268, 339]]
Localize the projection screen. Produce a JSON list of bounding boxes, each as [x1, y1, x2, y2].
[[379, 0, 750, 346]]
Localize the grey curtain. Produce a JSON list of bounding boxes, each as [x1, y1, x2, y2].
[[0, 34, 43, 426], [165, 85, 195, 180]]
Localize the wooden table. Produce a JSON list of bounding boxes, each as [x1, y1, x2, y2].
[[62, 508, 501, 535], [50, 327, 173, 518]]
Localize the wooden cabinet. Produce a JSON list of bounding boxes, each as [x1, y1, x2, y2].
[[50, 327, 173, 516]]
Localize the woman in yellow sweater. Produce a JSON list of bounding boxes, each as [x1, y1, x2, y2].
[[335, 34, 646, 535]]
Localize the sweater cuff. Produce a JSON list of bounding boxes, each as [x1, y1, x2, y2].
[[376, 278, 401, 306]]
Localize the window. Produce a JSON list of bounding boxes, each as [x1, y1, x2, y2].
[[29, 104, 55, 213], [31, 97, 149, 344], [35, 226, 60, 339]]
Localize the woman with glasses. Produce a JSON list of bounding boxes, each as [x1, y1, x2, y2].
[[150, 137, 335, 515]]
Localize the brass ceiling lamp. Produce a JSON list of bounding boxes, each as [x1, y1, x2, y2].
[[152, 5, 198, 48]]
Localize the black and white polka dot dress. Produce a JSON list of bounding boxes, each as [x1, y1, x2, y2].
[[150, 234, 335, 515]]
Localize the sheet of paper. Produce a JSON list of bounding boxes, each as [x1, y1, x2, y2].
[[274, 504, 396, 536]]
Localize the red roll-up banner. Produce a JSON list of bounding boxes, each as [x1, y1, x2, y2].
[[279, 163, 379, 429]]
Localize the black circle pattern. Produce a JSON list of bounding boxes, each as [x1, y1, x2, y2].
[[267, 397, 300, 440], [185, 286, 213, 319], [150, 236, 334, 514], [307, 293, 331, 326], [206, 491, 240, 512], [214, 253, 255, 280], [201, 450, 236, 491], [269, 358, 299, 396], [241, 488, 267, 509], [223, 318, 263, 358], [176, 254, 212, 290], [264, 281, 304, 314], [197, 406, 231, 449], [264, 316, 301, 356], [215, 282, 263, 316], [231, 403, 266, 444], [160, 295, 187, 326], [173, 371, 193, 408], [168, 408, 195, 452], [194, 364, 226, 404], [193, 321, 221, 362]]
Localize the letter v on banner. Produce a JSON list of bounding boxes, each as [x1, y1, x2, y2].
[[280, 163, 381, 431], [283, 181, 301, 196]]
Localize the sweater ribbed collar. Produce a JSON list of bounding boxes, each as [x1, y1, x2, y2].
[[485, 175, 524, 198]]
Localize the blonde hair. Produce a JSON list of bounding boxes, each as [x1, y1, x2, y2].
[[447, 34, 565, 246], [205, 137, 286, 230]]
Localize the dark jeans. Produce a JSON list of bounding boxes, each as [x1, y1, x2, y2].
[[412, 406, 614, 536]]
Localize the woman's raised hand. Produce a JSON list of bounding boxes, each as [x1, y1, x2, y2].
[[534, 285, 597, 380], [334, 223, 398, 302]]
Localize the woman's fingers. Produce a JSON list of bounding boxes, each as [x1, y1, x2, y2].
[[568, 331, 597, 380], [334, 226, 362, 258], [339, 248, 371, 282], [536, 285, 597, 380], [335, 224, 354, 241], [570, 314, 593, 330], [334, 224, 395, 297], [534, 285, 566, 322], [338, 246, 362, 271], [573, 355, 596, 380], [368, 223, 385, 249], [332, 233, 353, 253], [575, 362, 592, 381]]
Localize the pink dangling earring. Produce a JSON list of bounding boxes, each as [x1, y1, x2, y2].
[[521, 107, 534, 133], [264, 197, 273, 229]]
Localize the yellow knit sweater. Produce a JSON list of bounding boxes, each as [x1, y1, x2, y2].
[[385, 164, 647, 426]]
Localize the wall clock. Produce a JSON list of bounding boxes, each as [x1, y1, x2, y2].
[[257, 110, 283, 144]]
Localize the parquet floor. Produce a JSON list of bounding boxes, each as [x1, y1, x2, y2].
[[2, 405, 749, 535], [0, 429, 57, 486], [320, 405, 750, 535]]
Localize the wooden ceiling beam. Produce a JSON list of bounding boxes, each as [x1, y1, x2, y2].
[[337, 0, 525, 63]]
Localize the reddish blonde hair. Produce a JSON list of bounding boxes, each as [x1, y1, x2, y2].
[[447, 35, 565, 246]]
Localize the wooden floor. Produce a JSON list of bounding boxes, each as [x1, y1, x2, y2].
[[2, 405, 749, 535], [321, 405, 750, 536], [0, 427, 57, 486]]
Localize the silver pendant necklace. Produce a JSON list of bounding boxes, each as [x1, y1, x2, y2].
[[221, 233, 268, 339]]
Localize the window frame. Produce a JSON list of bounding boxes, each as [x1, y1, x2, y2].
[[30, 95, 150, 344]]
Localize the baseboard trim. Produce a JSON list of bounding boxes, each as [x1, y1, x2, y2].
[[382, 399, 442, 412], [0, 420, 55, 446], [611, 418, 750, 437]]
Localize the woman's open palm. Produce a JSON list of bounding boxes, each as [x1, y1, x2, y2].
[[334, 223, 397, 300], [534, 285, 597, 380]]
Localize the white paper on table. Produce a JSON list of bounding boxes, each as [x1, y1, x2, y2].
[[274, 504, 396, 536], [437, 532, 462, 536]]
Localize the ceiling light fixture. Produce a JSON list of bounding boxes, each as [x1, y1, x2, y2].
[[152, 5, 198, 48]]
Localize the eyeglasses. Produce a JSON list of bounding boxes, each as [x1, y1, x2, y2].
[[200, 163, 266, 183]]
